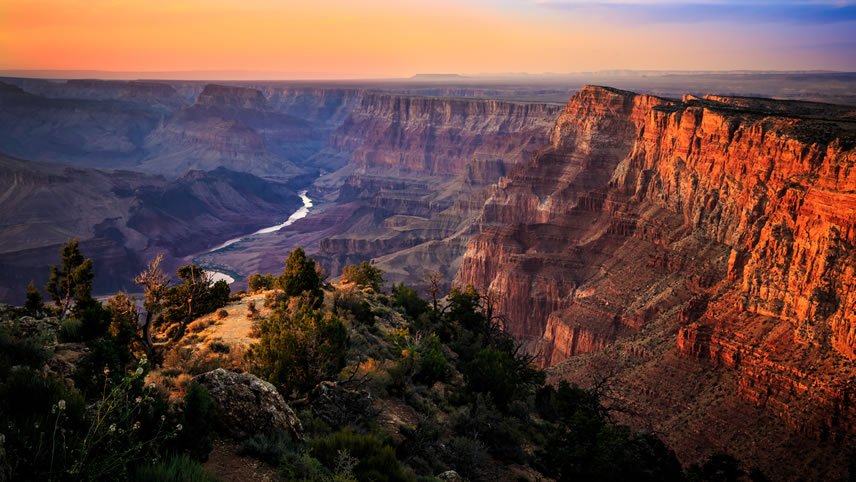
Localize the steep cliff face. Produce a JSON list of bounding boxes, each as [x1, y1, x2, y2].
[[331, 93, 562, 176], [311, 95, 562, 287], [458, 86, 856, 477], [141, 84, 308, 179]]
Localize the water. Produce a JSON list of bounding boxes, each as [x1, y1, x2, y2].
[[202, 190, 313, 284], [208, 190, 313, 253]]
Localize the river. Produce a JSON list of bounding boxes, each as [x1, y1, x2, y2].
[[202, 190, 313, 284]]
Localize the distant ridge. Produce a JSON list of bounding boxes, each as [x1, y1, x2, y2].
[[409, 73, 467, 80]]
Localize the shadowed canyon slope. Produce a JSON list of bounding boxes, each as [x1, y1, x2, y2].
[[457, 85, 856, 479], [0, 155, 301, 302]]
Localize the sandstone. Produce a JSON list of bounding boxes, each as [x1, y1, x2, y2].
[[457, 85, 856, 476]]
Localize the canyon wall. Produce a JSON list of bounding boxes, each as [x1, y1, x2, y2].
[[458, 85, 856, 478], [330, 93, 562, 176]]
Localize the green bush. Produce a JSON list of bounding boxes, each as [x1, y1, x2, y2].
[[133, 455, 219, 482], [309, 430, 415, 482], [278, 247, 323, 303], [0, 368, 87, 480], [0, 326, 51, 374], [341, 262, 384, 292], [248, 296, 348, 396], [239, 430, 298, 465], [414, 334, 449, 385], [391, 284, 428, 321], [248, 273, 276, 292], [59, 317, 84, 342]]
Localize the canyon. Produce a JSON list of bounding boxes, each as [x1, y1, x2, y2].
[[1, 73, 855, 478], [457, 85, 856, 479]]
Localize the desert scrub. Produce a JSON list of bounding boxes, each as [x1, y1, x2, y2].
[[2, 357, 178, 480], [132, 454, 219, 482]]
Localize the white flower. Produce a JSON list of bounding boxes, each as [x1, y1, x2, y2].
[[108, 424, 116, 433], [0, 433, 5, 445], [134, 367, 144, 377], [135, 396, 142, 404], [132, 421, 141, 430], [148, 383, 157, 390], [175, 424, 183, 432], [160, 415, 166, 422], [57, 400, 66, 411], [139, 356, 148, 366], [103, 367, 110, 376]]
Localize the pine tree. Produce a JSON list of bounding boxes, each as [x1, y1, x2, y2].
[[45, 239, 94, 318], [24, 280, 44, 316]]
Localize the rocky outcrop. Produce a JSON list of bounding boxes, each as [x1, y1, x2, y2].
[[331, 93, 562, 176], [458, 85, 856, 476], [194, 368, 303, 440]]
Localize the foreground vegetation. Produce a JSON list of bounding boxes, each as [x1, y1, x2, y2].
[[0, 241, 765, 481]]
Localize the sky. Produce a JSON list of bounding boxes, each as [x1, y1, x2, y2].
[[0, 0, 854, 79]]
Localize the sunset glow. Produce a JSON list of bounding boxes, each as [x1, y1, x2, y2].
[[1, 0, 854, 78]]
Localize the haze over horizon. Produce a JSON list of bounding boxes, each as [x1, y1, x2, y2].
[[2, 0, 854, 79]]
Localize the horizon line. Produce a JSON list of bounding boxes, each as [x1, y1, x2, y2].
[[2, 68, 854, 82]]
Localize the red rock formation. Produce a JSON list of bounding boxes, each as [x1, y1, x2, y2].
[[458, 85, 856, 476], [331, 93, 562, 176]]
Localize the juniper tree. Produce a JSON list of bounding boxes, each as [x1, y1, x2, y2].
[[279, 247, 323, 303], [45, 239, 94, 319]]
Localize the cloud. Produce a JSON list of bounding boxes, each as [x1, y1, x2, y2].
[[532, 0, 856, 23]]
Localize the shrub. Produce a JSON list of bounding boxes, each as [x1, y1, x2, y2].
[[464, 347, 521, 408], [333, 289, 375, 325], [132, 455, 218, 482], [391, 284, 428, 321], [209, 341, 230, 354], [248, 295, 348, 396], [216, 309, 229, 320], [309, 430, 415, 482], [414, 334, 449, 385], [341, 262, 384, 292], [248, 273, 276, 292], [0, 326, 51, 375], [278, 247, 323, 303], [239, 430, 299, 465], [174, 382, 216, 461], [58, 317, 85, 342]]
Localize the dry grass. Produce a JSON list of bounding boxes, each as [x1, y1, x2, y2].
[[151, 290, 275, 399]]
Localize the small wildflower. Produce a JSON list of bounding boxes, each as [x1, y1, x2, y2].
[[0, 433, 5, 445], [108, 424, 116, 433], [148, 382, 157, 390], [57, 399, 66, 411], [176, 424, 183, 432], [139, 356, 148, 366], [134, 367, 144, 377], [103, 366, 110, 376], [135, 396, 142, 404], [160, 415, 166, 422], [132, 421, 141, 430]]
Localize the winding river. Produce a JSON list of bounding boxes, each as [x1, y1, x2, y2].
[[202, 190, 313, 284]]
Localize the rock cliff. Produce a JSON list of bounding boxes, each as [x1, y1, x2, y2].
[[331, 93, 561, 176], [457, 85, 856, 478]]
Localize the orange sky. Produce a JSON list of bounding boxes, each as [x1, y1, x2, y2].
[[1, 0, 853, 78]]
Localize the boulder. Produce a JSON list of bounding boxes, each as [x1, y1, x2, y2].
[[437, 470, 463, 482], [194, 368, 303, 440]]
